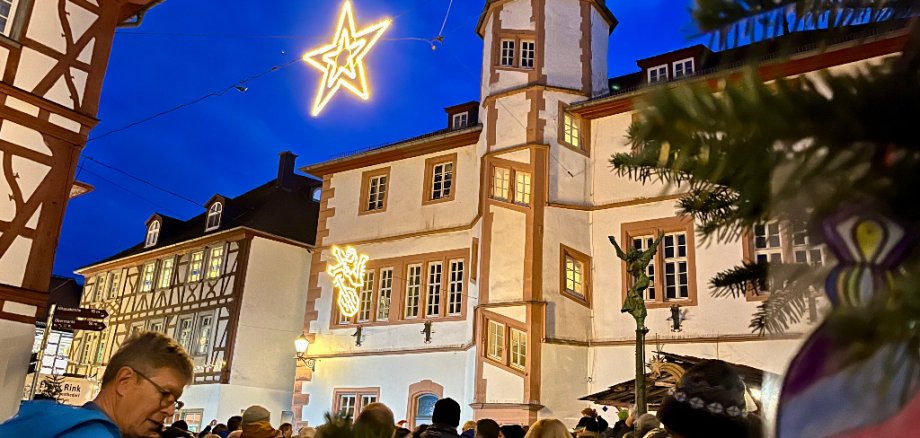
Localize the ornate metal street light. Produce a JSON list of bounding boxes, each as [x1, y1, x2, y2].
[[294, 332, 316, 371]]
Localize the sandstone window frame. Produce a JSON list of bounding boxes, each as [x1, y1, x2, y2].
[[558, 102, 590, 156], [560, 243, 592, 308], [422, 153, 457, 205], [359, 167, 391, 215], [621, 216, 698, 309]]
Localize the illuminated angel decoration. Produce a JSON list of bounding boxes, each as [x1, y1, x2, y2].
[[327, 245, 369, 318]]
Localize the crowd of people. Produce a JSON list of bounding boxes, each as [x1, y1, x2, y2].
[[0, 331, 762, 437]]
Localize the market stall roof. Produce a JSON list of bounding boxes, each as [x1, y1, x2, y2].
[[580, 351, 767, 408]]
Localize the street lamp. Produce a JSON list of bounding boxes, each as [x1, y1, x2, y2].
[[294, 332, 316, 371]]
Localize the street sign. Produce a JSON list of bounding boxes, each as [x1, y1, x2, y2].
[[55, 307, 108, 320], [52, 318, 106, 332]]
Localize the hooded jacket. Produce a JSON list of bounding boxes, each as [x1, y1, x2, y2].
[[420, 423, 460, 438], [0, 400, 121, 437]]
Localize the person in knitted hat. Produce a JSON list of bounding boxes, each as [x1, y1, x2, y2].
[[657, 360, 750, 438], [240, 405, 283, 438]]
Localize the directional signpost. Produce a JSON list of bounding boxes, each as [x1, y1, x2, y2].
[[29, 304, 109, 399]]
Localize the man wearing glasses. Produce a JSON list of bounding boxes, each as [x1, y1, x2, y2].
[[0, 331, 194, 437]]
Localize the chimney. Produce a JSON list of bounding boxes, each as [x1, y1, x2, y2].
[[276, 151, 298, 189]]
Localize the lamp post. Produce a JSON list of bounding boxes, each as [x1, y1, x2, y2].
[[294, 332, 316, 371]]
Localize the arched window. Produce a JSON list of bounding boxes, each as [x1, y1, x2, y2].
[[413, 393, 438, 427], [145, 221, 160, 247], [312, 187, 322, 202], [206, 202, 222, 231]]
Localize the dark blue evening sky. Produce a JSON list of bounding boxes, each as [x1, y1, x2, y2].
[[54, 0, 700, 278]]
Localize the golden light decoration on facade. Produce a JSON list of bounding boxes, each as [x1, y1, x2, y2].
[[326, 245, 369, 317], [302, 1, 391, 116]]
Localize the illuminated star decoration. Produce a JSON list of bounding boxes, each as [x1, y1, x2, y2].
[[326, 245, 369, 318], [302, 1, 391, 116]]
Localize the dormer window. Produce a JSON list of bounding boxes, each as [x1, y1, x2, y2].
[[206, 202, 222, 231], [649, 65, 668, 83], [673, 58, 694, 78], [145, 221, 160, 247], [452, 112, 469, 129]]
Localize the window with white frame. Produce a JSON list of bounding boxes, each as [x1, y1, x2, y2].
[[491, 167, 511, 201], [648, 65, 668, 83], [0, 0, 21, 37], [500, 39, 515, 66], [673, 58, 694, 78], [486, 320, 504, 361], [520, 40, 535, 68], [430, 162, 453, 201], [207, 246, 224, 279], [194, 313, 214, 356], [510, 328, 527, 370], [94, 274, 106, 301], [107, 271, 120, 299], [141, 263, 156, 292], [376, 268, 393, 320], [564, 253, 586, 298], [631, 236, 657, 300], [663, 232, 690, 299], [404, 264, 422, 319], [94, 333, 107, 364], [188, 251, 204, 282], [514, 171, 532, 206], [334, 389, 379, 418], [366, 175, 387, 211], [791, 222, 825, 265], [145, 221, 160, 247], [361, 394, 377, 407], [149, 319, 165, 333], [753, 221, 783, 263], [447, 260, 464, 316], [81, 335, 93, 365], [176, 317, 194, 351], [158, 258, 174, 289], [206, 202, 222, 231], [451, 112, 469, 129], [358, 271, 375, 322], [339, 394, 357, 417], [563, 112, 581, 149], [426, 262, 443, 317], [130, 321, 145, 336]]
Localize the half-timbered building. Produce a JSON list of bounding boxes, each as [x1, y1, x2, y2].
[[295, 0, 909, 430], [0, 0, 163, 419], [71, 152, 321, 432]]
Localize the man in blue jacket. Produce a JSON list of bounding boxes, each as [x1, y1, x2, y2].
[[0, 331, 194, 437]]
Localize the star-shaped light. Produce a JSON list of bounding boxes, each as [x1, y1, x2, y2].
[[302, 1, 391, 116]]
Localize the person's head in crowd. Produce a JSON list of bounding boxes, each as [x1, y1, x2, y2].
[[95, 331, 194, 438], [355, 402, 397, 438], [635, 413, 659, 438], [431, 398, 461, 429], [522, 419, 569, 438], [475, 419, 501, 438], [228, 416, 244, 432], [658, 360, 751, 438], [281, 422, 294, 438], [500, 425, 526, 438], [411, 424, 430, 438], [240, 405, 281, 438], [462, 421, 476, 432]]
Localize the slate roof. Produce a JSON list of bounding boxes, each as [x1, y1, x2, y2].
[[80, 155, 321, 270]]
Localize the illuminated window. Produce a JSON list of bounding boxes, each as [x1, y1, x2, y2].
[[500, 39, 515, 66], [376, 268, 393, 320], [491, 167, 510, 201], [514, 171, 531, 206], [510, 328, 527, 370], [195, 314, 213, 356], [358, 270, 375, 322], [448, 260, 464, 316], [187, 251, 204, 282], [334, 389, 379, 418], [405, 264, 422, 318], [520, 40, 535, 68], [622, 217, 697, 307], [176, 317, 193, 350], [565, 255, 584, 296], [563, 112, 581, 149], [673, 58, 694, 78], [561, 244, 591, 306], [207, 246, 224, 279], [663, 232, 690, 299], [158, 258, 174, 289], [145, 221, 160, 247], [206, 202, 222, 231], [107, 271, 120, 299], [141, 263, 156, 292], [451, 112, 469, 129], [0, 0, 21, 36], [632, 236, 657, 300], [95, 333, 106, 364], [648, 65, 668, 83], [426, 262, 442, 317], [487, 320, 504, 361], [94, 274, 106, 301]]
